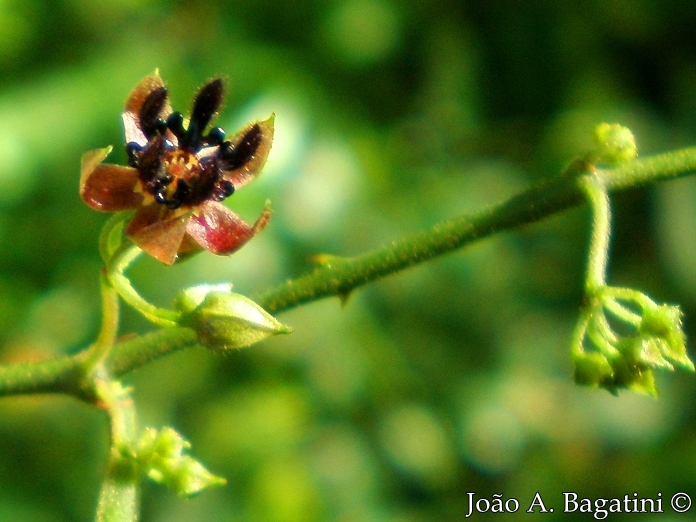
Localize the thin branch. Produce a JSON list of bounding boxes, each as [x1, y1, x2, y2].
[[577, 172, 611, 292], [2, 145, 696, 395], [255, 148, 696, 313]]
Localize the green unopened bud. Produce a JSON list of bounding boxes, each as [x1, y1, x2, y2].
[[175, 283, 234, 315], [574, 352, 614, 386], [573, 286, 694, 395], [167, 455, 225, 497], [137, 427, 226, 498], [593, 123, 637, 164], [639, 303, 693, 370], [180, 290, 292, 351], [608, 355, 657, 397]]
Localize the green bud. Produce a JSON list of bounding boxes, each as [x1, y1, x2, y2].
[[639, 304, 693, 371], [180, 290, 292, 351], [175, 283, 234, 315], [574, 352, 614, 386], [593, 123, 637, 164], [609, 355, 657, 397], [167, 455, 226, 497], [137, 427, 226, 498], [573, 287, 694, 396]]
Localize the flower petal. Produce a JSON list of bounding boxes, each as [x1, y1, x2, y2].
[[222, 115, 275, 189], [186, 78, 224, 147], [122, 71, 173, 146], [186, 201, 271, 255], [80, 148, 143, 211], [177, 233, 204, 261], [125, 203, 190, 265]]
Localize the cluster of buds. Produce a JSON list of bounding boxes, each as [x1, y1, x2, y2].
[[573, 287, 693, 395]]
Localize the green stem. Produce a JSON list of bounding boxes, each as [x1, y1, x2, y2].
[[106, 242, 180, 327], [95, 477, 139, 522], [4, 145, 696, 394], [99, 211, 133, 264], [0, 327, 198, 397], [256, 144, 696, 313], [603, 297, 642, 327], [570, 310, 590, 358], [105, 327, 198, 377], [577, 172, 611, 292], [94, 379, 140, 522], [0, 354, 83, 397], [81, 274, 121, 374]]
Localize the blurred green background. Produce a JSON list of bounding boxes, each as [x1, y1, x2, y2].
[[1, 0, 696, 520]]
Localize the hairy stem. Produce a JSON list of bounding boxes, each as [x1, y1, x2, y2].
[[82, 274, 121, 374], [2, 145, 696, 394], [107, 242, 180, 327], [578, 172, 611, 292], [94, 380, 140, 522], [256, 147, 696, 312]]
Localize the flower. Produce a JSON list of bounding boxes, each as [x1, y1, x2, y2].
[[80, 72, 274, 264]]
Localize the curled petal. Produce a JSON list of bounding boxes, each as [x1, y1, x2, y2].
[[186, 200, 271, 255], [123, 71, 173, 146], [125, 203, 190, 265], [223, 115, 275, 189], [80, 148, 143, 211]]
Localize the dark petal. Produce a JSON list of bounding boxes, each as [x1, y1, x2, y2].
[[122, 72, 174, 146], [80, 148, 143, 211], [137, 136, 165, 184], [139, 86, 169, 139], [186, 201, 271, 255], [125, 203, 190, 265], [186, 79, 224, 148], [221, 115, 275, 189]]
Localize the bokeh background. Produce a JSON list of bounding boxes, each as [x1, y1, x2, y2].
[[1, 0, 696, 520]]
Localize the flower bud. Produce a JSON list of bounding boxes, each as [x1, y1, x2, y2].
[[175, 283, 234, 315], [593, 123, 637, 164], [573, 352, 613, 386], [639, 303, 693, 370], [137, 427, 226, 498], [573, 286, 694, 395], [177, 287, 292, 351]]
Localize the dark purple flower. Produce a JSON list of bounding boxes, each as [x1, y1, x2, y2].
[[80, 72, 274, 264]]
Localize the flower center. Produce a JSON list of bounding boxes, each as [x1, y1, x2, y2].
[[165, 149, 200, 181], [144, 148, 234, 210]]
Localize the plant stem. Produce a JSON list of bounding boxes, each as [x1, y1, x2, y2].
[[0, 354, 83, 397], [256, 146, 696, 313], [3, 145, 696, 394], [577, 172, 611, 292], [94, 379, 140, 522], [81, 274, 121, 374], [107, 242, 180, 327], [99, 211, 134, 264], [106, 327, 198, 377]]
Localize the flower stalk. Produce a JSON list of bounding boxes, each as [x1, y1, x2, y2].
[[571, 130, 694, 395]]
